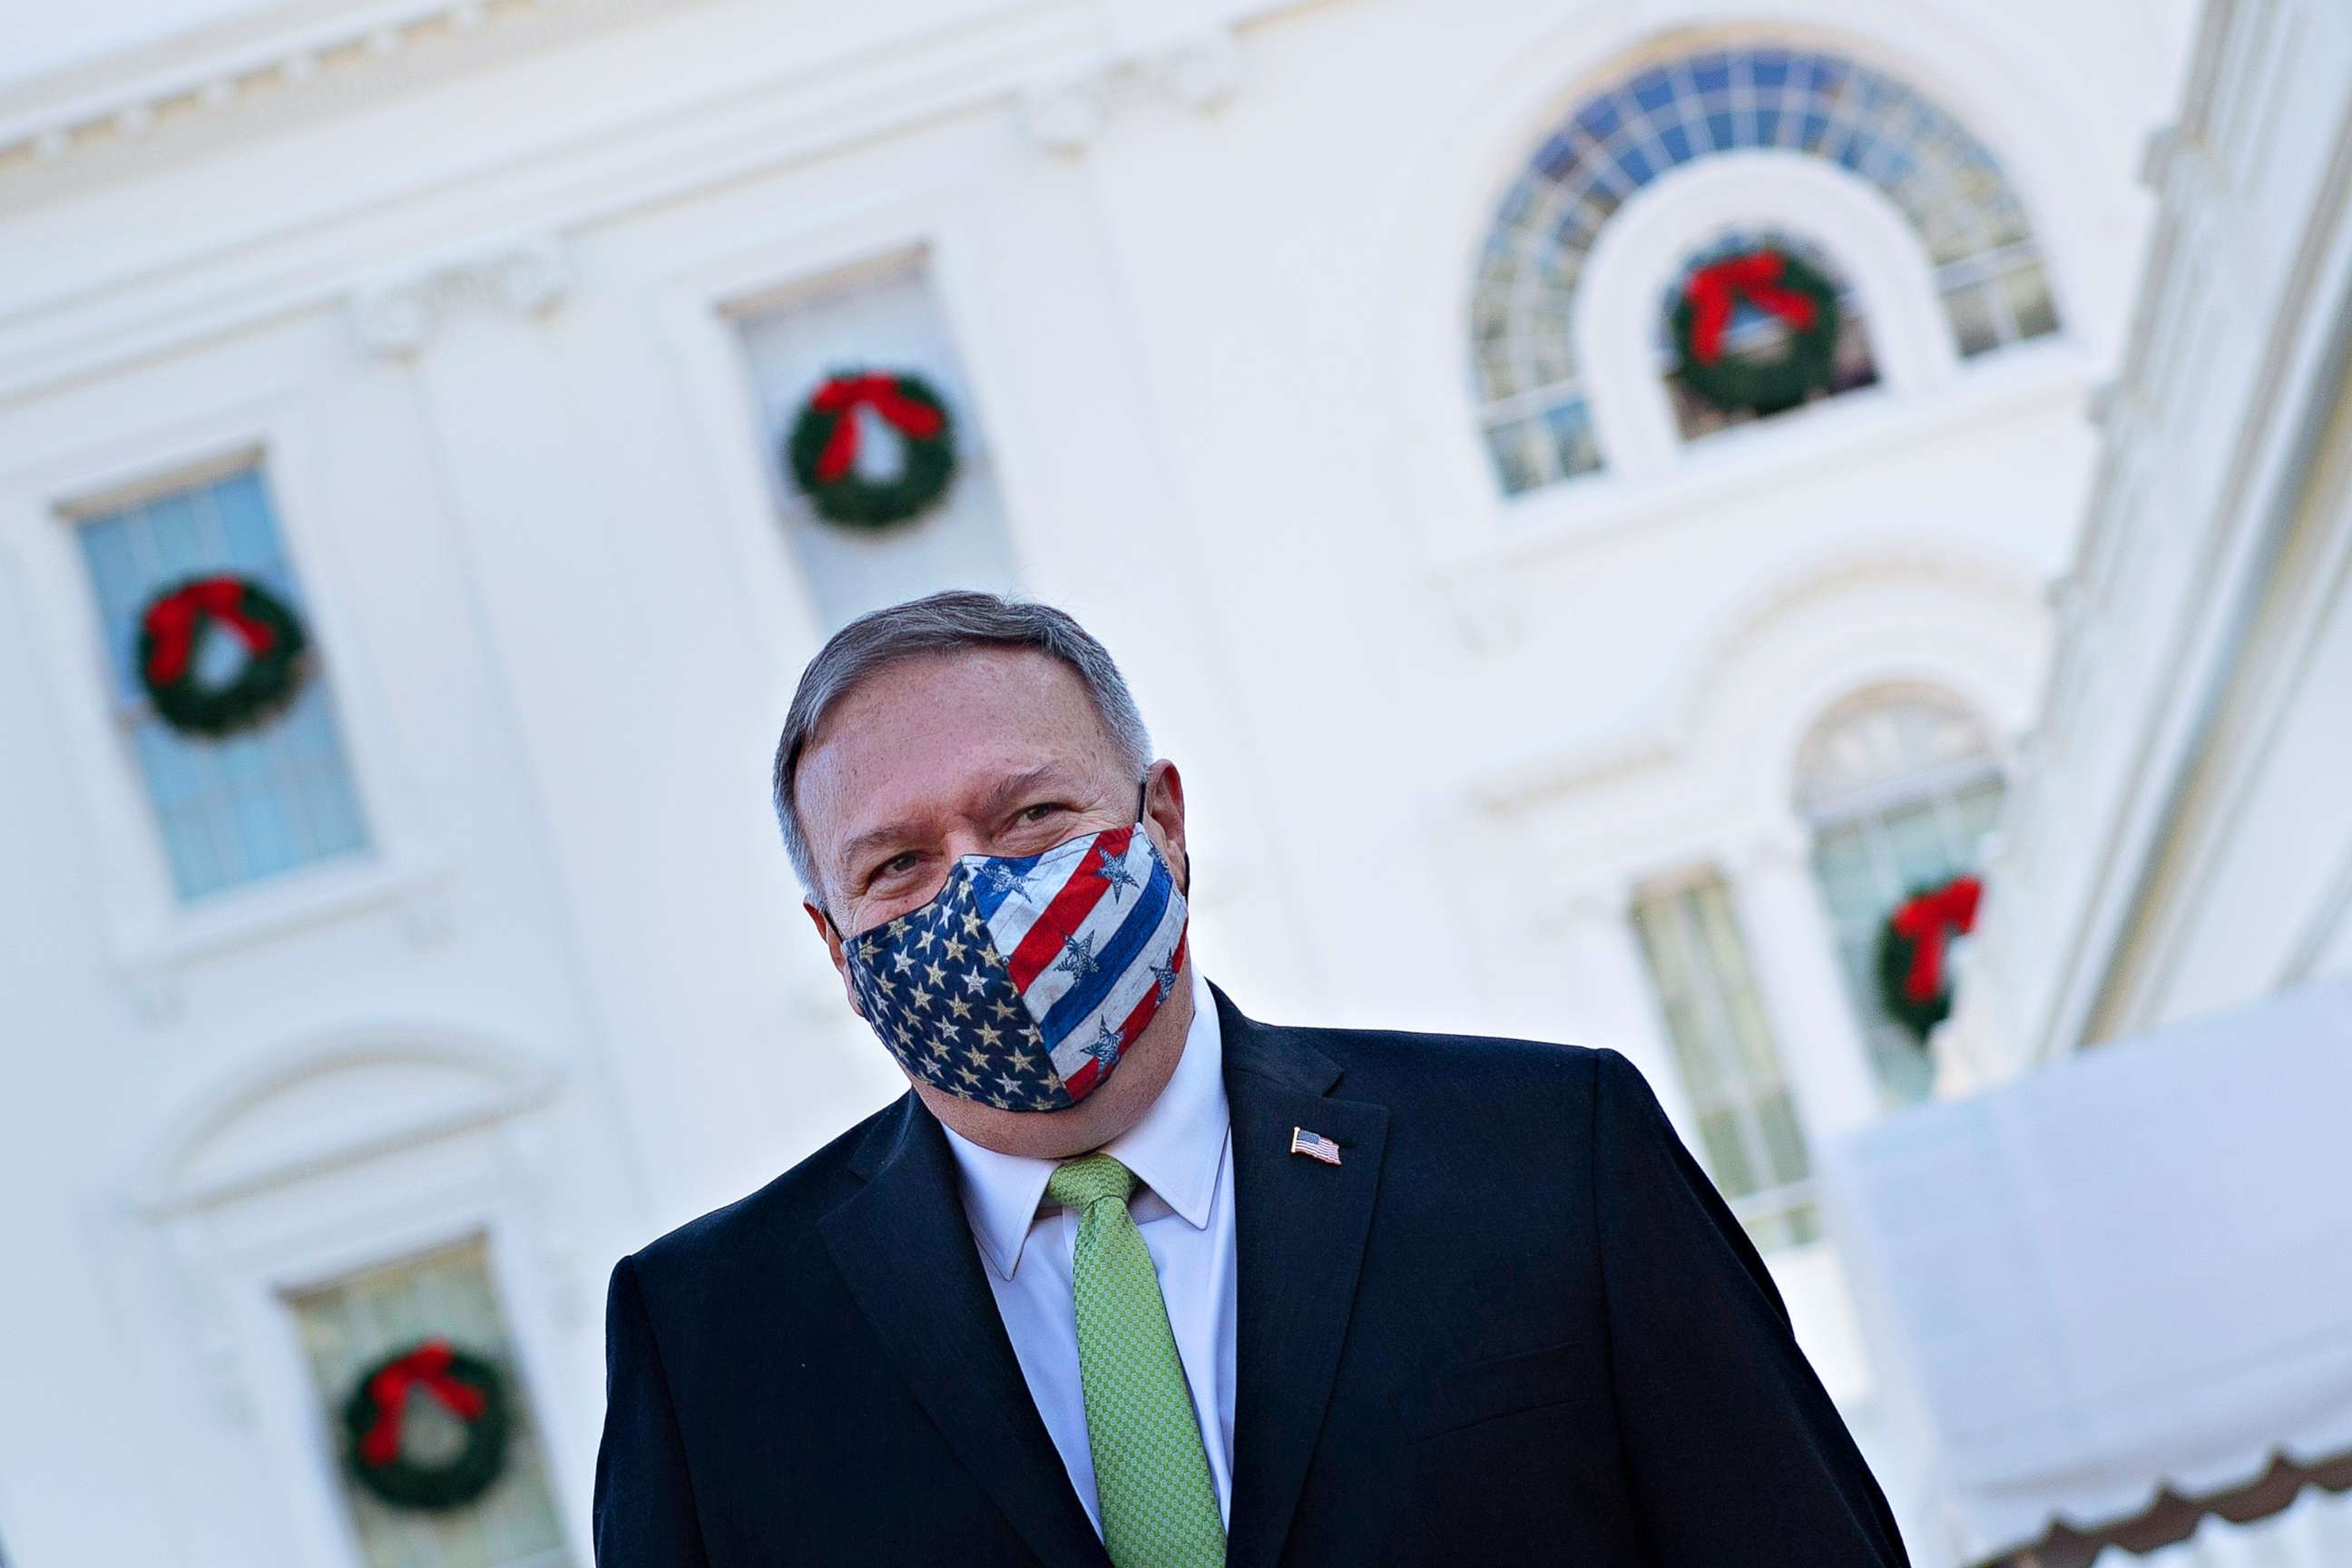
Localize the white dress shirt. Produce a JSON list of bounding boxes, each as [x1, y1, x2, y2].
[[938, 963, 1238, 1535]]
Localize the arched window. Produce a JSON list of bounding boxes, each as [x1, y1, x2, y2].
[[1796, 683, 2005, 1108], [1472, 44, 2060, 494]]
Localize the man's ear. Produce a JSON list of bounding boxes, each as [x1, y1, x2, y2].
[[804, 897, 864, 1018], [1141, 759, 1191, 897]]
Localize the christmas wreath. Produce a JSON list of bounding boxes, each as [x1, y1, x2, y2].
[[340, 1338, 510, 1512], [135, 573, 310, 738], [1669, 246, 1842, 416], [1876, 874, 1983, 1043], [784, 368, 957, 528]]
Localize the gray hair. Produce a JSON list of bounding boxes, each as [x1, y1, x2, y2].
[[770, 590, 1153, 906]]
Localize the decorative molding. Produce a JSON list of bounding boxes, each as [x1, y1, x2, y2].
[[1017, 74, 1112, 156], [497, 1116, 585, 1329], [164, 1215, 253, 1426], [1015, 24, 1240, 155], [1470, 540, 2046, 817], [0, 0, 662, 172], [1726, 819, 1814, 878], [132, 1025, 564, 1217], [349, 233, 573, 358], [1437, 570, 1525, 653]]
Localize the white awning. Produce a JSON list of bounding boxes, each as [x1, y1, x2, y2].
[[1823, 975, 2352, 1564]]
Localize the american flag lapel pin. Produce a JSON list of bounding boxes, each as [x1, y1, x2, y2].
[[1290, 1126, 1343, 1166]]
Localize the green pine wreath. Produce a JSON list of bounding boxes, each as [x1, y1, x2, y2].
[[340, 1339, 511, 1512], [785, 368, 957, 529], [1874, 874, 1983, 1044], [134, 573, 311, 738], [1670, 246, 1843, 416]]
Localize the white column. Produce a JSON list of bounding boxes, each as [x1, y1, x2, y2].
[[1726, 824, 1882, 1140], [1547, 884, 1701, 1147]]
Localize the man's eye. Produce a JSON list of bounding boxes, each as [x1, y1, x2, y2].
[[874, 852, 921, 881], [1019, 803, 1065, 824]]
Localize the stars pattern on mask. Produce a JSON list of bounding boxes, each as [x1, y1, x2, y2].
[[846, 862, 1067, 1108], [1092, 853, 1141, 904], [1056, 930, 1102, 981]]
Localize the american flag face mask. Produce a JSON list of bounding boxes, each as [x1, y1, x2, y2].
[[840, 821, 1190, 1111]]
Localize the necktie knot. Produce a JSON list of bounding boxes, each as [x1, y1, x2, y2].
[[1046, 1152, 1137, 1214]]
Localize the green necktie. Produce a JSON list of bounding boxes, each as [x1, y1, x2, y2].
[[1045, 1153, 1228, 1567]]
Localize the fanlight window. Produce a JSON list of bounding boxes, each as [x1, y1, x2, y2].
[[1472, 44, 2061, 494]]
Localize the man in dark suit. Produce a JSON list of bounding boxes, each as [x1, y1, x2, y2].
[[595, 591, 1909, 1567]]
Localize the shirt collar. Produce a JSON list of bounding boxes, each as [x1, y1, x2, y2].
[[942, 964, 1230, 1281]]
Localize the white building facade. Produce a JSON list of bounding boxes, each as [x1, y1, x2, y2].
[[1833, 0, 2352, 1563], [0, 1, 2197, 1563]]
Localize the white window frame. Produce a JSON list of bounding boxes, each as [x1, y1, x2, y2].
[[134, 1038, 581, 1568], [0, 393, 446, 1016]]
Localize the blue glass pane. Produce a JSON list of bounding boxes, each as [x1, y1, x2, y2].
[[211, 471, 283, 577], [1575, 94, 1621, 143], [145, 490, 208, 581], [74, 466, 372, 901], [1629, 67, 1677, 115], [1534, 132, 1582, 181], [1472, 43, 2061, 497]]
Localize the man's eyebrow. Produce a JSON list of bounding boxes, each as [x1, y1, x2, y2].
[[836, 820, 925, 878], [830, 767, 1068, 880], [975, 764, 1071, 818]]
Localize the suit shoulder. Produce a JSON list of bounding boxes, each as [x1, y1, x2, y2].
[[624, 1094, 906, 1284], [1296, 1015, 1625, 1087], [1262, 1017, 1671, 1133]]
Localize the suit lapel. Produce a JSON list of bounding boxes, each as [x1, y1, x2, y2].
[[821, 1095, 1109, 1568], [1214, 984, 1390, 1568]]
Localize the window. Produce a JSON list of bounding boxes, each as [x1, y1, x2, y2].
[[1472, 44, 2061, 493], [738, 255, 1019, 632], [1632, 872, 1818, 1250], [288, 1235, 568, 1568], [73, 464, 371, 902], [1655, 229, 1879, 441], [1797, 686, 2005, 1108]]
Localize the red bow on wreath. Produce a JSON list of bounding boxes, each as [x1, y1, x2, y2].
[[1889, 876, 1982, 1004], [808, 373, 949, 484], [141, 574, 280, 685], [358, 1338, 487, 1466], [1682, 251, 1821, 363]]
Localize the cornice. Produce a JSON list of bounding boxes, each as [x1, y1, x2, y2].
[[0, 0, 1277, 180], [0, 0, 668, 176]]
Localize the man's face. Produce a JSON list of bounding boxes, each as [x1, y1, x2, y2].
[[794, 645, 1187, 998]]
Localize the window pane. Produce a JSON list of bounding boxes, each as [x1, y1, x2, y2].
[[1800, 690, 2005, 1110], [74, 466, 372, 901], [2001, 260, 2060, 340], [1632, 873, 1813, 1250], [288, 1236, 570, 1568], [738, 260, 1022, 633], [1469, 44, 2061, 495]]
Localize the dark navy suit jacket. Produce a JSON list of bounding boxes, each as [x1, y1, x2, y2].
[[594, 983, 1910, 1566]]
